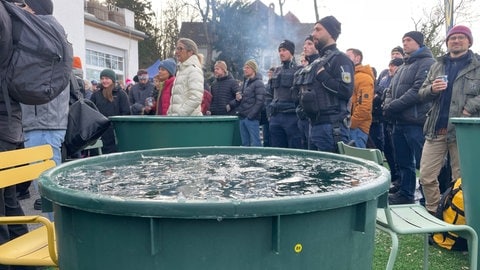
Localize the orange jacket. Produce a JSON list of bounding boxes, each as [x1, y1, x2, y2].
[[350, 64, 374, 134]]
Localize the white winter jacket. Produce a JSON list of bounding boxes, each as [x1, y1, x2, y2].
[[167, 55, 204, 116]]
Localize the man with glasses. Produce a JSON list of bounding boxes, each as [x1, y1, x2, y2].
[[418, 25, 480, 214], [129, 69, 156, 115]]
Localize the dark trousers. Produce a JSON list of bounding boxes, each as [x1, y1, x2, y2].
[[309, 122, 349, 153], [0, 140, 35, 270], [269, 113, 303, 149], [383, 123, 400, 181], [392, 124, 424, 200], [368, 121, 384, 151]]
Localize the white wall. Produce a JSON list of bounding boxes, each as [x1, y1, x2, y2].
[[52, 0, 85, 62], [50, 0, 141, 82], [84, 24, 139, 81]]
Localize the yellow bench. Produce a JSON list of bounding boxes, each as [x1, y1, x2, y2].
[[0, 144, 58, 267]]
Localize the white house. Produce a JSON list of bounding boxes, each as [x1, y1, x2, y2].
[[52, 0, 146, 85]]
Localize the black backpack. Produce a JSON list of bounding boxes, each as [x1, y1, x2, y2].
[[1, 0, 73, 105]]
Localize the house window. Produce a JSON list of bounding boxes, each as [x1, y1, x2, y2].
[[86, 49, 125, 84]]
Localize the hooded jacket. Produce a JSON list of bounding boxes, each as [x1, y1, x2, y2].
[[383, 46, 435, 125], [350, 64, 374, 134]]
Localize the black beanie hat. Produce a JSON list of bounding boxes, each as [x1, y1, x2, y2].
[[279, 39, 295, 55], [391, 46, 404, 55], [317, 16, 341, 40], [25, 0, 53, 15], [389, 58, 404, 67], [305, 35, 314, 42], [100, 69, 116, 83], [403, 31, 424, 46]]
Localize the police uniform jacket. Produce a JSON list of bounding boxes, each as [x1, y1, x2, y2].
[[269, 60, 301, 114], [297, 44, 354, 125]]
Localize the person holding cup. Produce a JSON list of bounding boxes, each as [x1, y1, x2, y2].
[[418, 25, 480, 214]]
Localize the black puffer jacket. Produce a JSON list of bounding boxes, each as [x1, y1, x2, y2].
[[0, 2, 22, 144], [383, 46, 435, 126], [210, 73, 239, 115], [229, 73, 265, 121]]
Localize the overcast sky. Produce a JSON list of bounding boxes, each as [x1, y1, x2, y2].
[[264, 0, 480, 71], [152, 0, 480, 71]]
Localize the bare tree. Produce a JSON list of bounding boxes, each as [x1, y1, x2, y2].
[[157, 1, 185, 59], [189, 0, 217, 70], [414, 0, 477, 58], [107, 0, 161, 68]]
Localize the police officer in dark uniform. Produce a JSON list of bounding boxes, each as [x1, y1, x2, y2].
[[295, 35, 320, 149], [267, 39, 303, 148], [296, 16, 354, 153]]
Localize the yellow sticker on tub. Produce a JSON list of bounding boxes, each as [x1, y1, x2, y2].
[[294, 243, 302, 253]]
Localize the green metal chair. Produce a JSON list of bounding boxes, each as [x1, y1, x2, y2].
[[376, 198, 478, 270], [337, 141, 384, 165], [336, 141, 478, 270]]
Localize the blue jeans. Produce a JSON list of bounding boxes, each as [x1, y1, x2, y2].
[[24, 130, 65, 221], [309, 123, 349, 153], [269, 113, 302, 148], [24, 129, 66, 165], [239, 118, 261, 146], [349, 128, 368, 148], [392, 124, 424, 200]]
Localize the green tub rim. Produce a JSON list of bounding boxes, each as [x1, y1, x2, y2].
[[109, 115, 239, 122], [39, 146, 390, 219]]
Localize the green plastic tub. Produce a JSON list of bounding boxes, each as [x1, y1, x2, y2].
[[450, 117, 480, 268], [39, 147, 389, 270], [109, 116, 241, 151]]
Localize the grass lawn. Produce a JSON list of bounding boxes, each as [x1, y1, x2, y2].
[[374, 229, 471, 269]]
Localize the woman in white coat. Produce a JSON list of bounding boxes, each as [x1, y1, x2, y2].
[[167, 38, 204, 116]]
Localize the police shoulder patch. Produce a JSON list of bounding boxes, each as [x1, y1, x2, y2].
[[341, 71, 352, 83]]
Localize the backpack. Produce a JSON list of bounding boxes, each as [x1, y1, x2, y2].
[[432, 178, 468, 251], [64, 72, 110, 156], [1, 1, 73, 105]]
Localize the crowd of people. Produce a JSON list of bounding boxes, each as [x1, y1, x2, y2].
[[77, 16, 480, 214], [1, 1, 480, 267]]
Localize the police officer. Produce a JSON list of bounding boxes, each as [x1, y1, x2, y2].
[[267, 39, 303, 148], [296, 15, 354, 153]]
